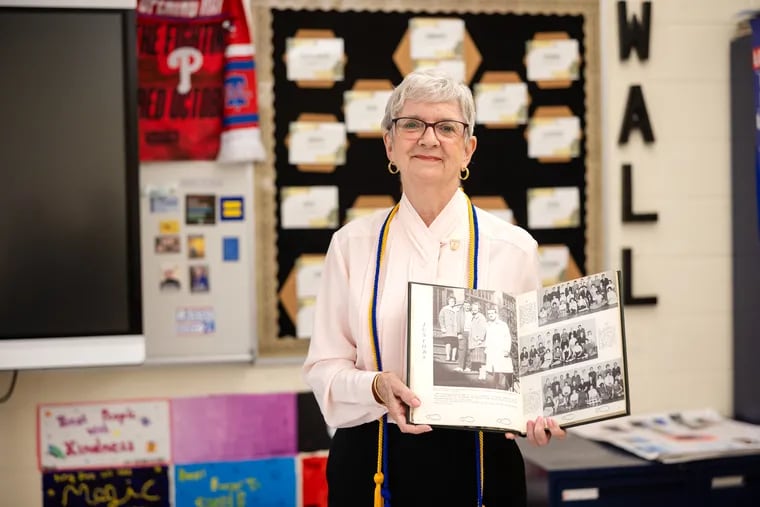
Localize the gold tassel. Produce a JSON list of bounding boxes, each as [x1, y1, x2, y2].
[[374, 472, 385, 507]]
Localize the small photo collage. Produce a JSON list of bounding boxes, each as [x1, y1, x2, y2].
[[151, 193, 245, 294]]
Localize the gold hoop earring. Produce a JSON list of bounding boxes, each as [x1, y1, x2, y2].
[[460, 167, 470, 181], [388, 161, 399, 175]]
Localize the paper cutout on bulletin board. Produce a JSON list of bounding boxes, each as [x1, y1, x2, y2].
[[279, 254, 327, 334], [43, 466, 169, 507], [408, 17, 466, 82], [526, 106, 581, 163], [392, 18, 482, 85], [174, 458, 296, 507], [409, 17, 464, 60], [527, 186, 581, 229], [285, 113, 348, 173], [38, 400, 171, 471], [525, 31, 580, 89], [475, 71, 530, 129], [301, 453, 329, 507], [171, 393, 297, 464], [285, 29, 347, 88], [280, 186, 340, 228], [343, 79, 394, 138]]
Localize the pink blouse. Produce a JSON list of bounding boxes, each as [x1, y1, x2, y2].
[[302, 190, 540, 428]]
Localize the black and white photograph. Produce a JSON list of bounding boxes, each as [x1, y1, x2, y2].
[[519, 318, 599, 377], [540, 357, 626, 417], [537, 271, 618, 327], [430, 286, 520, 393]]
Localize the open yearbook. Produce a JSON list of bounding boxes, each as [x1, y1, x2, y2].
[[406, 270, 629, 435]]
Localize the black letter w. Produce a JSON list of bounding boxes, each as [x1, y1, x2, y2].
[[617, 1, 651, 61]]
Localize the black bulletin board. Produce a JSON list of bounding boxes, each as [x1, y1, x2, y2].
[[251, 0, 601, 356]]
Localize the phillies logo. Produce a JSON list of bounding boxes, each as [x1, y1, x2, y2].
[[167, 47, 203, 94], [224, 73, 252, 108]]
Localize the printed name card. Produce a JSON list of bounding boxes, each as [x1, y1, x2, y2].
[[527, 116, 581, 160], [474, 82, 529, 126], [526, 38, 580, 82], [288, 121, 347, 166], [43, 466, 169, 507], [527, 187, 581, 229], [286, 37, 345, 82], [344, 90, 393, 134], [409, 17, 464, 60], [280, 186, 339, 230], [38, 400, 171, 470]]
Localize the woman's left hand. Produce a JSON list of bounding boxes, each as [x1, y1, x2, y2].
[[505, 416, 566, 446]]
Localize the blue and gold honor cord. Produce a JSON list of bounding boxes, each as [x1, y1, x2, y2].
[[369, 195, 484, 507]]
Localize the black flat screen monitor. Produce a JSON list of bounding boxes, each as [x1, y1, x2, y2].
[[0, 3, 144, 370]]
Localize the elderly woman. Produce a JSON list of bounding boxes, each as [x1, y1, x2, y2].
[[303, 70, 565, 507]]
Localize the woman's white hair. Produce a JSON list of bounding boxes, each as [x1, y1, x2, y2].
[[381, 69, 476, 138]]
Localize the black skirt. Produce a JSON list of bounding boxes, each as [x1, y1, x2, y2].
[[327, 420, 526, 507]]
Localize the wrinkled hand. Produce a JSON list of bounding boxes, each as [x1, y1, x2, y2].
[[505, 416, 566, 446], [374, 372, 432, 434]]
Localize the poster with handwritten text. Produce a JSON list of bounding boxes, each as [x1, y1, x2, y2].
[[171, 393, 297, 464], [174, 458, 296, 507], [38, 400, 171, 471], [42, 466, 169, 507]]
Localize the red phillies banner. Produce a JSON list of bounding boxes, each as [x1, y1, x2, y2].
[[136, 0, 265, 162]]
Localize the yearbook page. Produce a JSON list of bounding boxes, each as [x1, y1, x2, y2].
[[406, 270, 629, 435]]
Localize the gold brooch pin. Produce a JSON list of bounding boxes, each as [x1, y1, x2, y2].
[[449, 239, 460, 251]]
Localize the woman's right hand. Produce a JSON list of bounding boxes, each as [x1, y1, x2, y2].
[[374, 372, 433, 434]]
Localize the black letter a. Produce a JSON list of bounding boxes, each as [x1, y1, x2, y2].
[[618, 85, 655, 145], [618, 1, 651, 61]]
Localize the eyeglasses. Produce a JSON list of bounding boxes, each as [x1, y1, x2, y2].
[[391, 117, 468, 140]]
